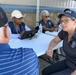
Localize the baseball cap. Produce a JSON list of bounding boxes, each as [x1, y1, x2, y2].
[[11, 10, 23, 18], [0, 7, 8, 27], [58, 10, 76, 19]]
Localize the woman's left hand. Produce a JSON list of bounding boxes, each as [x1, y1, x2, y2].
[[71, 70, 76, 75]]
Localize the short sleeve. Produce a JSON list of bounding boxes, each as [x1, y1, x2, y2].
[[51, 21, 54, 27], [58, 30, 64, 40], [39, 20, 43, 26]]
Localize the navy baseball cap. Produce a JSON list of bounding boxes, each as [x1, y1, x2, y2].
[[58, 10, 76, 19], [0, 7, 8, 27]]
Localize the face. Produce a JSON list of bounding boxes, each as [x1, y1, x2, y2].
[[13, 17, 23, 25], [60, 16, 76, 32], [42, 14, 49, 21]]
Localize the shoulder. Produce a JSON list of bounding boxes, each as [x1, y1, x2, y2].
[[58, 30, 67, 40], [48, 20, 53, 24], [16, 47, 38, 58], [47, 20, 54, 26], [8, 21, 13, 25], [39, 19, 43, 23], [8, 21, 14, 27]]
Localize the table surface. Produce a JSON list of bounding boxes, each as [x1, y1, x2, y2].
[[9, 33, 62, 57], [45, 31, 58, 36]]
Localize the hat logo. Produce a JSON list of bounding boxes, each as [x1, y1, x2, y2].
[[71, 41, 76, 48], [65, 11, 71, 13]]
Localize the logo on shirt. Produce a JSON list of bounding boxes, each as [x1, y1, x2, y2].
[[71, 41, 76, 48], [49, 22, 51, 25]]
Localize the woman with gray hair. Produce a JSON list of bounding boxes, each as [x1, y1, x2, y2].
[[39, 10, 57, 33]]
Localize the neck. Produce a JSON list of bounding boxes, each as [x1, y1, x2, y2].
[[68, 28, 76, 36], [13, 21, 19, 28], [43, 19, 47, 23]]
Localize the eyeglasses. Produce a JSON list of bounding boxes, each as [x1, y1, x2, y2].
[[45, 16, 49, 18], [60, 18, 73, 24]]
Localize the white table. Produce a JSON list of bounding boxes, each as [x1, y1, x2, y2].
[[45, 31, 58, 36], [9, 33, 62, 57]]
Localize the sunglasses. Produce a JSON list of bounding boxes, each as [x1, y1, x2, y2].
[[45, 16, 49, 18]]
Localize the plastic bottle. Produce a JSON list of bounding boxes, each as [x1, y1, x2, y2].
[[38, 24, 42, 34]]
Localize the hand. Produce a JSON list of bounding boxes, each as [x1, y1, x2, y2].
[[53, 27, 58, 31], [71, 70, 76, 75], [20, 31, 25, 36], [46, 49, 53, 57]]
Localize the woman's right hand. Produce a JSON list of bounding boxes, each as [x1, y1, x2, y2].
[[46, 49, 53, 57]]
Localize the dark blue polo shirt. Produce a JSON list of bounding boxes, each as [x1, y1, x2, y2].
[[58, 30, 76, 69], [8, 21, 25, 34], [39, 19, 54, 33], [0, 44, 39, 75]]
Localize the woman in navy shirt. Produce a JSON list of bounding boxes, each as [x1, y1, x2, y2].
[[42, 10, 76, 75], [39, 10, 57, 33]]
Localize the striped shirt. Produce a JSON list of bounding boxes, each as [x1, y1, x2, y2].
[[0, 44, 39, 75]]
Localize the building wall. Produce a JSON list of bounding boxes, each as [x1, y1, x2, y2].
[[1, 0, 76, 28], [0, 0, 76, 8], [0, 0, 37, 6]]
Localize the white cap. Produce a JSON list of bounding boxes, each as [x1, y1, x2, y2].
[[11, 10, 23, 18]]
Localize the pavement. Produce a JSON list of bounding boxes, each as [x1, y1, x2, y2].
[[39, 54, 66, 75]]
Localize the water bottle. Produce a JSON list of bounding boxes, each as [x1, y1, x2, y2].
[[38, 24, 42, 34]]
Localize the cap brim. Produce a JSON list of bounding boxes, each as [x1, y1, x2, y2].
[[58, 13, 72, 19], [13, 14, 24, 18]]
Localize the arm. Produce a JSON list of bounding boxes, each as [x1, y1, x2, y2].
[[20, 25, 30, 37], [53, 25, 58, 31], [42, 26, 54, 32], [46, 35, 61, 57], [20, 25, 31, 36]]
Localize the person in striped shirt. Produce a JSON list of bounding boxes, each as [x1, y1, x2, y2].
[[0, 7, 39, 75]]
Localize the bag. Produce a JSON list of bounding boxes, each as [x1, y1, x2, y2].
[[20, 26, 39, 39]]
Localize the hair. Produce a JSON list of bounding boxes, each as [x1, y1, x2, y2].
[[64, 8, 70, 12], [41, 10, 49, 17]]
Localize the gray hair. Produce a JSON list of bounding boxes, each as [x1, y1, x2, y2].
[[41, 10, 49, 17]]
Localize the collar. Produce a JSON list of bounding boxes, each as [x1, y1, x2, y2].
[[42, 19, 48, 23], [73, 30, 76, 39]]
